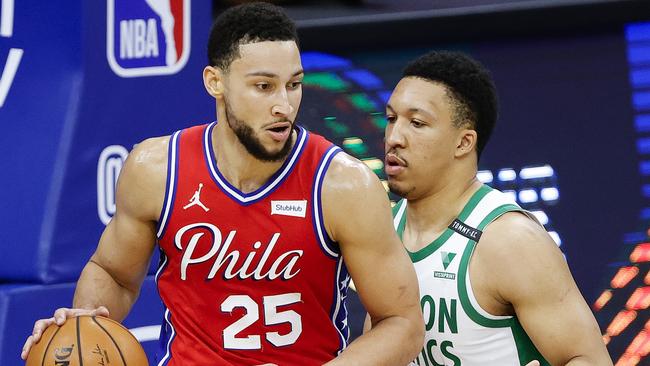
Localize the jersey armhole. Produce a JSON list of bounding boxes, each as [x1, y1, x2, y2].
[[156, 130, 181, 239], [457, 204, 521, 328], [311, 145, 343, 259]]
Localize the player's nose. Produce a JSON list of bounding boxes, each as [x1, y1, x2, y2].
[[272, 90, 293, 117], [385, 120, 407, 148]]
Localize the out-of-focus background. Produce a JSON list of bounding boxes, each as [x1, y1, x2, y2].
[[1, 0, 649, 364]]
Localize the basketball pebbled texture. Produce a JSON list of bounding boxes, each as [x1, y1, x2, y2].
[[26, 315, 149, 366]]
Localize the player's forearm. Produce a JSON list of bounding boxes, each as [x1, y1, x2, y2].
[[563, 354, 613, 366], [325, 315, 423, 366], [72, 260, 139, 321]]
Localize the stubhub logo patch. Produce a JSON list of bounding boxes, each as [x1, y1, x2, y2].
[[107, 0, 190, 77]]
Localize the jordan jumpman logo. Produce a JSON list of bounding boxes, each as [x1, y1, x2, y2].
[[183, 183, 209, 212]]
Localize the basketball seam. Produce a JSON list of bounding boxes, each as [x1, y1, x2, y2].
[[92, 315, 129, 366], [40, 325, 62, 366], [77, 316, 83, 366]]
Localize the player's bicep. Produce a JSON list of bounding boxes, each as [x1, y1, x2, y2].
[[90, 139, 166, 291], [486, 216, 607, 364], [92, 209, 156, 291], [322, 155, 420, 323]]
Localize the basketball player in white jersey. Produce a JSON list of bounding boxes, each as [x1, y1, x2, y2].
[[369, 51, 612, 365]]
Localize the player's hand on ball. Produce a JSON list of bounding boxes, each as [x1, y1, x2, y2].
[[20, 306, 109, 360]]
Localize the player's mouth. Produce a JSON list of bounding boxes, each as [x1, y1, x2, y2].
[[265, 122, 292, 142], [385, 153, 407, 176]]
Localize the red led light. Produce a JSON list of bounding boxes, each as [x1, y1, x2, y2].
[[608, 310, 638, 336], [626, 287, 650, 310], [615, 353, 640, 366], [630, 243, 650, 263], [645, 270, 650, 285], [612, 267, 640, 288], [624, 330, 650, 357], [594, 290, 613, 311]]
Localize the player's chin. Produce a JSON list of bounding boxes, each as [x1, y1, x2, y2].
[[387, 180, 412, 199]]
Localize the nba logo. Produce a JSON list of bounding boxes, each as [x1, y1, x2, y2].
[[107, 0, 190, 77]]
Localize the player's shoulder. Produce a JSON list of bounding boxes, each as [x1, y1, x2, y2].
[[476, 211, 561, 270], [129, 135, 170, 163], [324, 151, 381, 192], [476, 211, 575, 307], [119, 135, 170, 190], [123, 135, 170, 174]]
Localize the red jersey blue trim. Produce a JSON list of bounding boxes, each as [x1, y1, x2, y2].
[[154, 123, 350, 365], [203, 122, 309, 205]]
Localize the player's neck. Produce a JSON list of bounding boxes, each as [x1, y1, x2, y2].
[[212, 122, 295, 194], [406, 170, 481, 235]]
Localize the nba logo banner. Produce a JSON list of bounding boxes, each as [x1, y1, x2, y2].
[[107, 0, 190, 77]]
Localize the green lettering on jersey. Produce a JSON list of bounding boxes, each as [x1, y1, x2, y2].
[[421, 295, 435, 331], [441, 340, 461, 366], [439, 298, 458, 334], [414, 339, 461, 366], [425, 339, 445, 366]]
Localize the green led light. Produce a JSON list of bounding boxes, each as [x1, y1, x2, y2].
[[362, 158, 384, 174], [303, 73, 349, 92], [371, 113, 387, 130], [324, 116, 350, 136], [343, 137, 369, 157], [347, 93, 377, 112]]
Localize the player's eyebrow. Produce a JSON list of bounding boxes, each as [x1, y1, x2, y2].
[[409, 107, 434, 119], [245, 70, 304, 78], [386, 104, 435, 119]]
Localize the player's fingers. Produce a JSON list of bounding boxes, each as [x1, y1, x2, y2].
[[53, 307, 72, 325], [91, 306, 110, 318], [31, 317, 55, 341], [21, 335, 34, 360]]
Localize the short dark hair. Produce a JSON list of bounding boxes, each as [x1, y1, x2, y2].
[[207, 2, 298, 71], [403, 51, 498, 158]]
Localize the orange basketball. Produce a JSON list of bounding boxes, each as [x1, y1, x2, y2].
[[26, 315, 149, 366]]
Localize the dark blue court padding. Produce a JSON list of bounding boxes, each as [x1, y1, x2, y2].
[[0, 0, 213, 282], [0, 276, 164, 366]]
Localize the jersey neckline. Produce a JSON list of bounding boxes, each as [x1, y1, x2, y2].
[[397, 184, 493, 262], [203, 121, 309, 205]]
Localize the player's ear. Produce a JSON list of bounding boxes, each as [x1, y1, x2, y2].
[[455, 126, 477, 158], [203, 66, 225, 98]]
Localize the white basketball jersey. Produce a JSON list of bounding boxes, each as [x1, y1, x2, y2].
[[394, 185, 549, 366]]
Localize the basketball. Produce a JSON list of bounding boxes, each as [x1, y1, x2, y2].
[[26, 315, 149, 366]]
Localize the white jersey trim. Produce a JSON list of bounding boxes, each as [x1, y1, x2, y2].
[[156, 130, 181, 238], [393, 199, 407, 230], [204, 122, 308, 204]]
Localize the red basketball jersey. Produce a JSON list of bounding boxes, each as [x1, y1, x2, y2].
[[155, 123, 350, 366]]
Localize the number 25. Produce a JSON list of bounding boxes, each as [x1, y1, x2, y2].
[[221, 293, 302, 349]]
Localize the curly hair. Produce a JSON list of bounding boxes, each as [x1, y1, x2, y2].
[[403, 51, 498, 158], [207, 2, 298, 71]]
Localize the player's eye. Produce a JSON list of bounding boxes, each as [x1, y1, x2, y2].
[[288, 81, 302, 89], [411, 119, 425, 128], [386, 115, 397, 123], [256, 83, 272, 91]]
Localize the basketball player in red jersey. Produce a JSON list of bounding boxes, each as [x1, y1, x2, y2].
[[22, 3, 423, 365]]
